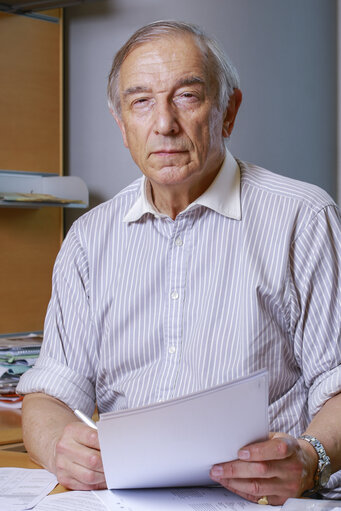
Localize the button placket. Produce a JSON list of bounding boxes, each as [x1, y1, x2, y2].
[[170, 233, 184, 302], [159, 217, 189, 396]]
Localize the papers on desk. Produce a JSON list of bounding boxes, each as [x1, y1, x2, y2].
[[96, 490, 341, 511], [34, 491, 109, 511], [282, 499, 341, 510], [1, 469, 340, 511], [98, 370, 269, 489], [0, 333, 43, 408], [0, 467, 57, 511], [95, 487, 274, 510], [0, 192, 85, 205]]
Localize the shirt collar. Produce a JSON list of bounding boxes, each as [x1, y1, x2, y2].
[[123, 148, 241, 223]]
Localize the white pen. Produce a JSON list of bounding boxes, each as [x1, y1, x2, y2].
[[74, 409, 98, 430]]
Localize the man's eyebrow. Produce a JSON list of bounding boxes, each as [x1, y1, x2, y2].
[[174, 76, 205, 89], [122, 86, 151, 97], [122, 76, 206, 98]]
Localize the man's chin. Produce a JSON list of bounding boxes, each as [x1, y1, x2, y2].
[[150, 165, 195, 186]]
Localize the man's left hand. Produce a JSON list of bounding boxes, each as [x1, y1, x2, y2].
[[210, 433, 318, 506]]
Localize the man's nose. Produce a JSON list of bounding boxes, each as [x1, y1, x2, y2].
[[153, 101, 180, 136]]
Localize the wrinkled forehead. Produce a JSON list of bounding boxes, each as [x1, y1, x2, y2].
[[119, 33, 213, 91]]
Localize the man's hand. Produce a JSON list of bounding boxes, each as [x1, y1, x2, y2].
[[52, 422, 107, 490], [209, 433, 318, 506], [22, 394, 107, 491]]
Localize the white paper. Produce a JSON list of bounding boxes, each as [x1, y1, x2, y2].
[[95, 487, 277, 510], [98, 370, 268, 489], [0, 399, 22, 408], [0, 467, 57, 511], [35, 491, 110, 511], [282, 498, 341, 510]]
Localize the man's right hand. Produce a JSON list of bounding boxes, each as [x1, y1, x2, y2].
[[53, 421, 107, 490], [22, 393, 107, 490]]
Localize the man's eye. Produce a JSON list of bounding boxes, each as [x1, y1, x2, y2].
[[175, 92, 199, 104], [132, 98, 149, 108]]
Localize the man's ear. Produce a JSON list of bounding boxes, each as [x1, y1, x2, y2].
[[110, 107, 129, 148], [222, 88, 242, 138]]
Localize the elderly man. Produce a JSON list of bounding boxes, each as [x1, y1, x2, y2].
[[18, 21, 341, 505]]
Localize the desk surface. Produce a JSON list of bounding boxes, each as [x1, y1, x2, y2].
[[0, 407, 99, 446], [0, 451, 68, 494], [0, 408, 23, 445]]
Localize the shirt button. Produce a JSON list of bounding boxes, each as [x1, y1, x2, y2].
[[168, 346, 176, 354], [175, 237, 183, 246], [171, 290, 179, 300]]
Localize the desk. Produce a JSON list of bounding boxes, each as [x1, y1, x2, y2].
[[0, 450, 68, 494], [0, 407, 99, 448], [0, 408, 24, 450], [0, 408, 21, 430]]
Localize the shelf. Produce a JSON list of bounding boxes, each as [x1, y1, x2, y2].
[[0, 170, 89, 208], [0, 0, 90, 14]]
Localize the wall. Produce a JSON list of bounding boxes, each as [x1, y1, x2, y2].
[[64, 0, 337, 229]]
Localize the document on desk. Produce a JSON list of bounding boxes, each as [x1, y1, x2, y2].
[[282, 498, 341, 510], [98, 369, 269, 489], [0, 467, 57, 511], [34, 491, 110, 511], [95, 486, 277, 510]]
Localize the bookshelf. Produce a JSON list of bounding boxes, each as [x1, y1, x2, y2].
[[0, 9, 75, 333], [0, 171, 88, 208]]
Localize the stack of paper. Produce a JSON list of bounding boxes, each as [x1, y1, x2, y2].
[[0, 334, 42, 407], [95, 487, 274, 510], [0, 192, 85, 205], [95, 489, 341, 511], [98, 370, 269, 490]]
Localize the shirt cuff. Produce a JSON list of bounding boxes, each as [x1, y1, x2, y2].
[[16, 355, 96, 417], [308, 365, 341, 417]]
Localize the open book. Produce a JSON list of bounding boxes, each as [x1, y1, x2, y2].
[[97, 370, 269, 489]]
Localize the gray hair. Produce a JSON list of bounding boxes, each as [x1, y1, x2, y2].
[[107, 20, 240, 117]]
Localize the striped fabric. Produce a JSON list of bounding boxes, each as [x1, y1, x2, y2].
[[18, 149, 341, 495]]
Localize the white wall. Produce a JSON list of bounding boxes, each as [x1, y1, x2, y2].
[[64, 0, 337, 228]]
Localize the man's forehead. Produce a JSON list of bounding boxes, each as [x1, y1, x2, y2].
[[119, 35, 208, 92], [124, 32, 201, 61]]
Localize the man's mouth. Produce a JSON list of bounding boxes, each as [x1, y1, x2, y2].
[[151, 150, 187, 155]]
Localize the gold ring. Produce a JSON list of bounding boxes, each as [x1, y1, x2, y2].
[[257, 496, 269, 505]]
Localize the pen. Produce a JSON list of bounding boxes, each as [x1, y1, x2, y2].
[[74, 409, 98, 430]]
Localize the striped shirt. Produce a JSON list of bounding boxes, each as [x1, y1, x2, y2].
[[18, 149, 341, 495]]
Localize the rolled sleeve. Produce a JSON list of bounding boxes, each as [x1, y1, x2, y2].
[[290, 205, 341, 415], [17, 355, 96, 417], [308, 365, 341, 417], [16, 221, 99, 417]]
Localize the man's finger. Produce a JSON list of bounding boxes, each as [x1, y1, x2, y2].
[[57, 469, 107, 491], [56, 439, 104, 473], [210, 459, 274, 480], [218, 475, 301, 498], [220, 483, 286, 508], [55, 451, 106, 490], [65, 422, 101, 450], [73, 447, 104, 473], [237, 436, 298, 461]]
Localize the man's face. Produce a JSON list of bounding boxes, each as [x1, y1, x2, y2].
[[114, 35, 231, 190]]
